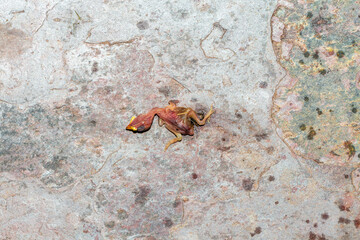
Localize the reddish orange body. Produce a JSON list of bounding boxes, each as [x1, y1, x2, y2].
[[126, 100, 214, 150]]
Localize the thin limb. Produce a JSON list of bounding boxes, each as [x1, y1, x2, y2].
[[158, 118, 165, 127], [164, 125, 182, 151], [188, 105, 214, 125]]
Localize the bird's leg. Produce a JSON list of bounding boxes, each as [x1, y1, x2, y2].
[[188, 105, 214, 125], [164, 125, 182, 151]]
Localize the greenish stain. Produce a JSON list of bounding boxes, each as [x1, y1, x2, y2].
[[307, 127, 316, 140], [272, 0, 360, 164], [344, 141, 356, 159], [319, 69, 326, 75], [337, 51, 345, 58]]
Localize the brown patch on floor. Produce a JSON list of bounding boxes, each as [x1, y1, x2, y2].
[[354, 219, 360, 229], [250, 226, 261, 237], [242, 178, 254, 191], [338, 217, 350, 224], [309, 232, 327, 240], [0, 24, 32, 59]]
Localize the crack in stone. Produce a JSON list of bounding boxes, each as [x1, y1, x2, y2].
[[200, 22, 236, 62], [33, 1, 61, 35]]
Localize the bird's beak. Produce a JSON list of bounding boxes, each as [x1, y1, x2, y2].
[[126, 116, 137, 131], [126, 126, 137, 131], [129, 116, 136, 124]]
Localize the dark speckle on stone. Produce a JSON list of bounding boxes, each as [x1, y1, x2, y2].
[[313, 223, 317, 228], [268, 176, 275, 181], [43, 155, 67, 171], [250, 227, 262, 237], [304, 96, 309, 102], [309, 232, 316, 240], [173, 198, 181, 208], [117, 209, 129, 220], [336, 50, 345, 58], [255, 133, 268, 142], [136, 20, 149, 30], [134, 185, 151, 205], [266, 146, 275, 154], [344, 141, 355, 159], [338, 217, 350, 224], [190, 58, 198, 64], [307, 127, 316, 140], [304, 51, 310, 58], [321, 213, 329, 220], [96, 192, 108, 206], [242, 178, 254, 191], [316, 108, 323, 115], [91, 62, 98, 73], [318, 234, 326, 240], [104, 221, 115, 228], [89, 120, 96, 126], [235, 111, 243, 119], [338, 204, 350, 212], [158, 86, 170, 97], [191, 173, 198, 179], [40, 171, 74, 188], [354, 219, 360, 228], [306, 12, 313, 18], [259, 81, 268, 88], [163, 217, 173, 228], [319, 69, 326, 75], [313, 51, 319, 59], [312, 16, 329, 28], [299, 124, 306, 131], [352, 107, 357, 113]]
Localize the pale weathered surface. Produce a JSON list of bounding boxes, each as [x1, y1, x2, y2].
[[1, 0, 360, 239]]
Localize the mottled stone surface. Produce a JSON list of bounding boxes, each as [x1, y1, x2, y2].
[[1, 0, 360, 239], [271, 0, 360, 166]]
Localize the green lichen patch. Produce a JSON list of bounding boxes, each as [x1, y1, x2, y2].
[[271, 0, 360, 165]]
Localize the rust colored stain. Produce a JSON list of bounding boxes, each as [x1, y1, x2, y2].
[[354, 219, 360, 229], [338, 217, 351, 224], [321, 213, 329, 220]]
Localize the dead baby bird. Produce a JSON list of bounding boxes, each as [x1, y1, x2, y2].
[[126, 100, 214, 150]]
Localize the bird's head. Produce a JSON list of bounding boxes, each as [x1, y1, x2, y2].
[[126, 114, 152, 132]]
